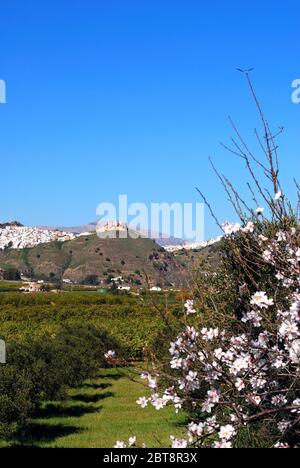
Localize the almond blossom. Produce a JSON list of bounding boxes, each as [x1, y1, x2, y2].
[[104, 350, 116, 360], [134, 219, 300, 448], [184, 299, 197, 315], [250, 292, 274, 309]]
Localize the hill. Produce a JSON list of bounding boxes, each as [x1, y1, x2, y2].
[[42, 221, 185, 247], [0, 232, 189, 288]]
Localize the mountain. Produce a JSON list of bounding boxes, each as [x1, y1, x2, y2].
[[0, 232, 189, 288]]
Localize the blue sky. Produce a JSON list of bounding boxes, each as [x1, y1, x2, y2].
[[0, 0, 299, 239]]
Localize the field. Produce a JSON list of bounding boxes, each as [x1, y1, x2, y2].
[[0, 286, 185, 447], [0, 367, 186, 448], [0, 289, 182, 357]]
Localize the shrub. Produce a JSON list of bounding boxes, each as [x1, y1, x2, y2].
[[7, 339, 70, 405], [0, 324, 124, 440], [55, 324, 125, 386], [84, 274, 99, 285], [2, 268, 21, 281], [0, 365, 33, 439]]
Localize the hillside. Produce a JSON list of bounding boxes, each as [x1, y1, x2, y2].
[[43, 221, 185, 247], [0, 232, 189, 288]]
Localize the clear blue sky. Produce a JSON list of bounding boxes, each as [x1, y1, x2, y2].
[[0, 0, 299, 239]]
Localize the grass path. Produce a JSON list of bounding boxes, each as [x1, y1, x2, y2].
[[7, 368, 187, 448]]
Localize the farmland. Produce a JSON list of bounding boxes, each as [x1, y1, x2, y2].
[[0, 289, 182, 357], [0, 287, 185, 447]]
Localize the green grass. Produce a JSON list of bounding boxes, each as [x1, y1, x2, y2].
[[2, 368, 187, 448]]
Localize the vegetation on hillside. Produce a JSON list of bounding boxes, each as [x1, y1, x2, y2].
[[0, 235, 189, 287]]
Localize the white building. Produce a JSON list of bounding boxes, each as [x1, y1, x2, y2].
[[20, 282, 43, 293], [118, 286, 131, 292]]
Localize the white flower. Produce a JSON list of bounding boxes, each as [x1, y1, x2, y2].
[[289, 339, 300, 364], [170, 437, 187, 448], [136, 397, 148, 408], [213, 441, 232, 448], [128, 436, 136, 447], [114, 441, 126, 448], [263, 250, 273, 262], [271, 395, 287, 407], [275, 190, 282, 200], [173, 395, 183, 411], [276, 231, 287, 242], [188, 422, 204, 437], [184, 299, 196, 315], [250, 292, 274, 309], [207, 388, 220, 404], [242, 222, 255, 233], [162, 387, 175, 402], [104, 350, 116, 360], [250, 377, 266, 390], [151, 396, 166, 410], [231, 357, 249, 375], [222, 222, 241, 236], [148, 377, 157, 389], [257, 331, 270, 347], [277, 420, 290, 434], [201, 327, 219, 341], [247, 394, 261, 406], [242, 310, 262, 328], [201, 400, 214, 413], [292, 399, 300, 413], [186, 371, 198, 382], [279, 320, 299, 341], [235, 378, 245, 392], [214, 348, 223, 360], [272, 356, 285, 369], [170, 357, 183, 369], [186, 326, 199, 340], [219, 425, 236, 441], [274, 442, 290, 448]]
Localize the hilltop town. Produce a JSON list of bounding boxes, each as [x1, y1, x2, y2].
[[0, 224, 78, 250], [164, 236, 222, 252]]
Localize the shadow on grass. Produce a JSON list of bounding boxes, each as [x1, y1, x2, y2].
[[97, 371, 123, 380], [13, 422, 82, 446], [35, 403, 102, 419], [82, 382, 111, 390], [71, 391, 114, 404], [5, 374, 120, 448]]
